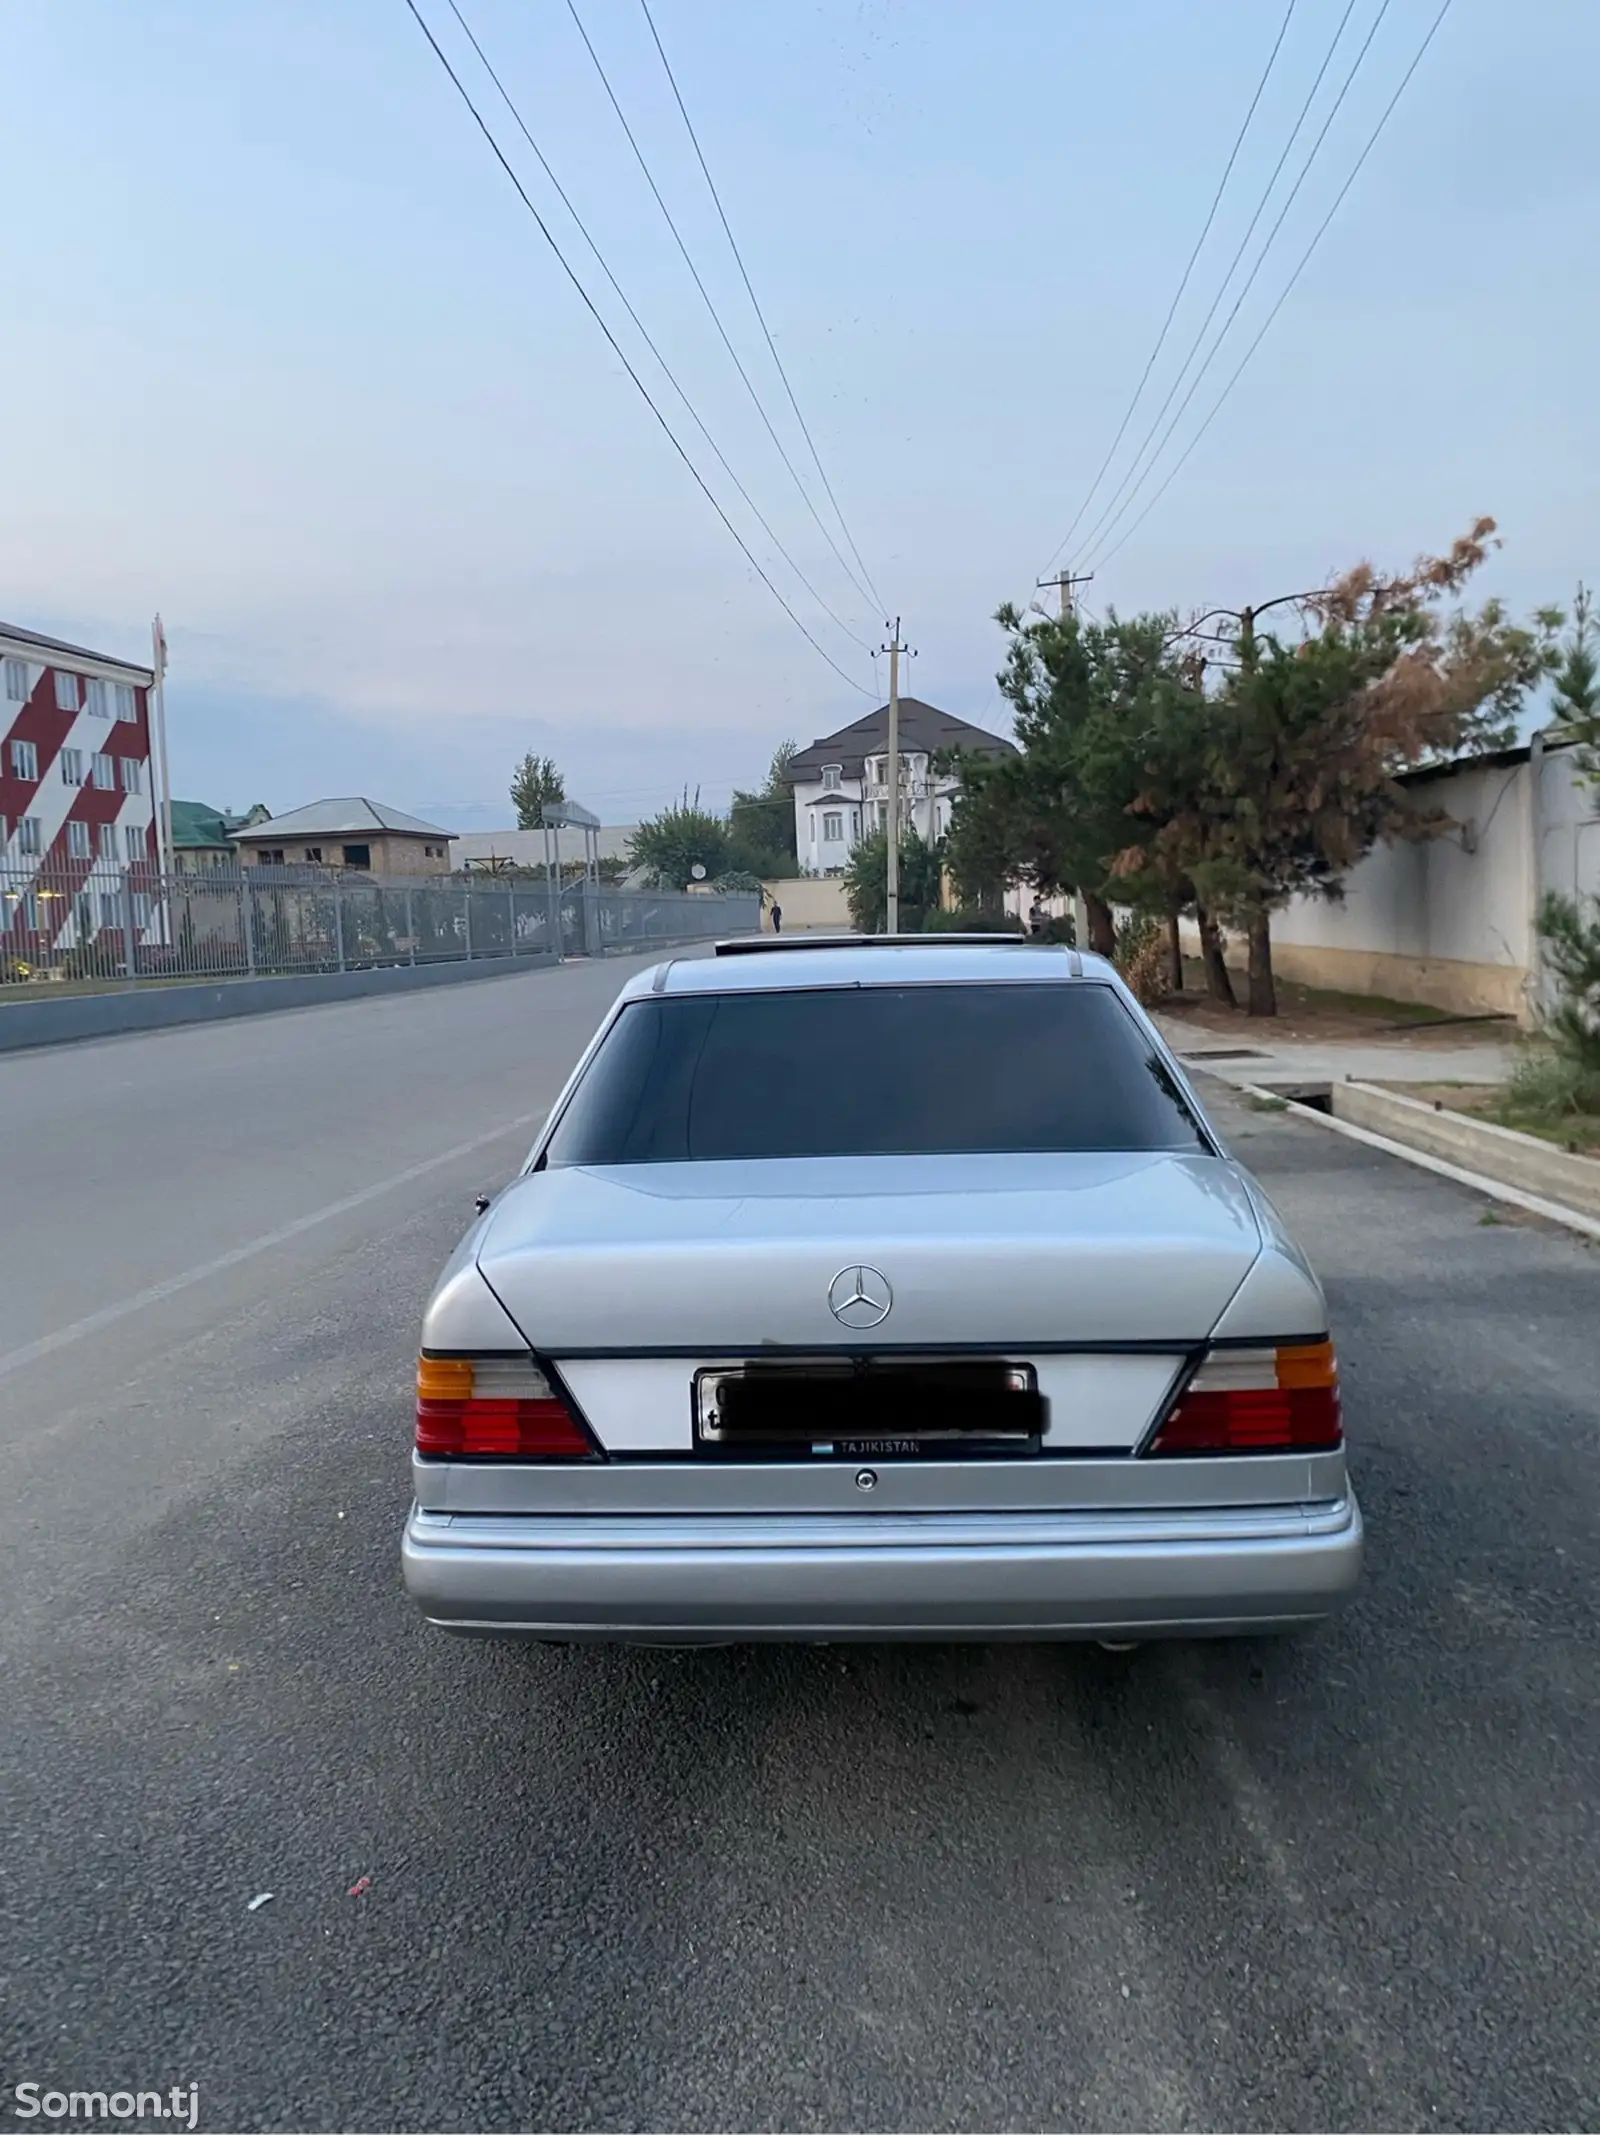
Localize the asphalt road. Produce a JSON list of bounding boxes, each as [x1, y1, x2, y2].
[[2, 966, 1597, 2133]]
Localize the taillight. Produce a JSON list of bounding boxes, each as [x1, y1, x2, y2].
[[415, 1354, 595, 1458], [1149, 1340, 1342, 1455]]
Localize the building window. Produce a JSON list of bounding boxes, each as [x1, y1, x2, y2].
[[114, 682, 137, 721], [67, 820, 91, 859], [132, 892, 152, 929], [821, 764, 842, 792], [86, 678, 109, 718], [75, 893, 95, 937], [19, 817, 42, 856], [851, 808, 861, 836], [60, 747, 85, 786], [120, 757, 143, 794], [822, 811, 844, 842], [125, 824, 147, 864], [100, 891, 120, 930], [54, 671, 79, 712], [11, 738, 38, 781], [99, 822, 119, 860], [4, 658, 27, 701], [257, 848, 285, 866], [303, 847, 323, 864], [16, 890, 39, 932], [93, 753, 115, 790], [342, 843, 370, 869]]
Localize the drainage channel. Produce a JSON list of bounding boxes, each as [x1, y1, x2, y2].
[[1251, 1081, 1333, 1113]]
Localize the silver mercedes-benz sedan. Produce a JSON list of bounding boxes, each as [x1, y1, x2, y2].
[[402, 937, 1362, 1644]]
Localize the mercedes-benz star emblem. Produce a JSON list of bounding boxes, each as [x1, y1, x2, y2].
[[828, 1264, 893, 1330]]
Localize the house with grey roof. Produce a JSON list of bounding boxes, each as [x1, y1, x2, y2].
[[787, 698, 1016, 875], [230, 798, 454, 877]]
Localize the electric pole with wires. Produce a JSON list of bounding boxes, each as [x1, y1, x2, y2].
[[879, 619, 913, 933], [1036, 570, 1093, 622]]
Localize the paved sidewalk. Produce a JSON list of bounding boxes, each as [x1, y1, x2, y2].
[[1155, 1013, 1518, 1089]]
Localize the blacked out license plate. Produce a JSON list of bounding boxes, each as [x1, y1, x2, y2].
[[695, 1361, 1043, 1455]]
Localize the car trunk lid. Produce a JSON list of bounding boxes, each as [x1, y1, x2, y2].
[[477, 1149, 1261, 1355]]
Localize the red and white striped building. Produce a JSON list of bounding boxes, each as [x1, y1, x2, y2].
[[0, 622, 160, 957]]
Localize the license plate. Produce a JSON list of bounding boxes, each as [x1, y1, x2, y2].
[[695, 1361, 1042, 1454]]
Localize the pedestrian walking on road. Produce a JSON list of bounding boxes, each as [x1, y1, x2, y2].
[[770, 900, 783, 935], [1028, 900, 1046, 937]]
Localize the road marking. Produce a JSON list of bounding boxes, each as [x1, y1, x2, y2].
[[0, 1110, 545, 1381], [1228, 1081, 1600, 1241]]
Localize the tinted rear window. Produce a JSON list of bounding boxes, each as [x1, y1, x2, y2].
[[543, 982, 1207, 1165]]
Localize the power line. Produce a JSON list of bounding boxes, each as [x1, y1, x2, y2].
[[563, 0, 881, 619], [1044, 0, 1299, 569], [440, 0, 875, 656], [1093, 0, 1456, 573], [403, 0, 874, 698], [1068, 0, 1367, 570], [1079, 0, 1401, 569], [636, 0, 887, 617]]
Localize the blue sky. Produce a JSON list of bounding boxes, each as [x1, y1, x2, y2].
[[2, 0, 1595, 829]]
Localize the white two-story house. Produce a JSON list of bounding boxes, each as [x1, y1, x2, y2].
[[787, 698, 1017, 874]]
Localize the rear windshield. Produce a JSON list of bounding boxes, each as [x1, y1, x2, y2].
[[542, 982, 1208, 1165]]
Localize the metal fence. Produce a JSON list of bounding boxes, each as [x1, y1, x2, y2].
[[0, 862, 760, 987]]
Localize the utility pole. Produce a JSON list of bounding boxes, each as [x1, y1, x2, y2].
[[150, 614, 175, 948], [878, 619, 910, 933], [1036, 570, 1093, 621]]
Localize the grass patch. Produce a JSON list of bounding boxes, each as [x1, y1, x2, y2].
[[1171, 958, 1465, 1025], [1494, 1048, 1600, 1155], [1398, 1055, 1600, 1157], [1280, 980, 1459, 1025], [1247, 1093, 1289, 1112]]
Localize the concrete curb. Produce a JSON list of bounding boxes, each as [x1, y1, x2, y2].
[[1223, 1078, 1600, 1244], [1333, 1079, 1600, 1221]]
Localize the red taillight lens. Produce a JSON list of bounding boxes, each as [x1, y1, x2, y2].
[[416, 1355, 594, 1458], [1149, 1341, 1342, 1455]]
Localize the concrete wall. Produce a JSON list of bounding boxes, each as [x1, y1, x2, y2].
[[453, 826, 640, 869], [0, 952, 558, 1054], [761, 877, 853, 930], [1184, 742, 1598, 1022]]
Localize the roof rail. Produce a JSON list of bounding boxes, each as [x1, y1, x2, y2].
[[712, 933, 1059, 957]]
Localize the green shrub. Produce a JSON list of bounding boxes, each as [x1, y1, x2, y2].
[[1536, 892, 1600, 1087], [920, 906, 1023, 934], [1500, 1043, 1600, 1122], [1111, 912, 1170, 1006]]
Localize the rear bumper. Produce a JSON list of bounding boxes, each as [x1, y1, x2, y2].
[[401, 1493, 1363, 1642]]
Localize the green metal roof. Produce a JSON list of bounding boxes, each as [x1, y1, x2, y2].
[[169, 799, 269, 849]]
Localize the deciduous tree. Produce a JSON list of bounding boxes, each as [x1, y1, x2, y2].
[[509, 754, 566, 830], [627, 793, 729, 890], [1121, 520, 1560, 1014], [845, 827, 944, 933], [728, 741, 799, 878]]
